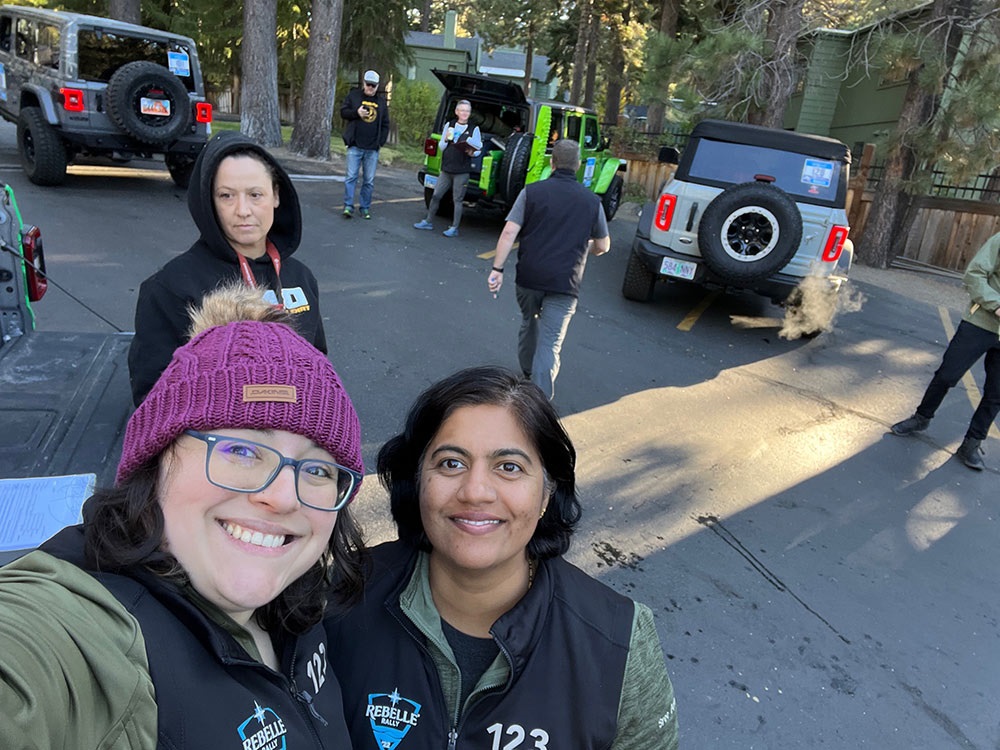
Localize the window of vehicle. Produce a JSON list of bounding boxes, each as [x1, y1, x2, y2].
[[34, 23, 59, 69], [583, 116, 599, 151], [687, 138, 843, 206], [566, 114, 581, 144], [15, 18, 33, 59], [76, 30, 195, 91], [0, 16, 11, 53], [548, 108, 563, 147]]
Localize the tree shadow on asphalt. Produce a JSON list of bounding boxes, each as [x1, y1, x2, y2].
[[566, 422, 995, 750]]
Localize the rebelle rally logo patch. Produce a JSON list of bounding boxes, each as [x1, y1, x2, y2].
[[237, 701, 288, 750], [367, 688, 421, 750]]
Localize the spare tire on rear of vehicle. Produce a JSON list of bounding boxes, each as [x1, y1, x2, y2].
[[106, 61, 191, 145], [498, 132, 533, 203], [697, 181, 802, 285]]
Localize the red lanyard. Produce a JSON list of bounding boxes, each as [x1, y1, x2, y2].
[[236, 241, 284, 309]]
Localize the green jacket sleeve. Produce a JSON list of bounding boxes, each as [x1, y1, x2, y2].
[[611, 602, 679, 750], [0, 552, 157, 750], [962, 233, 1000, 334], [964, 233, 1000, 312]]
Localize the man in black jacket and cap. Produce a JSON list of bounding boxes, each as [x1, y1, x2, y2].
[[340, 69, 390, 219]]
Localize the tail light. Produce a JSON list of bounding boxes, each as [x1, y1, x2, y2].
[[195, 102, 213, 123], [60, 87, 85, 112], [21, 225, 47, 302], [424, 137, 438, 157], [822, 225, 850, 262], [654, 193, 677, 231]]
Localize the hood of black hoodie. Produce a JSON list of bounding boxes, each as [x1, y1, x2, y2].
[[187, 131, 302, 262]]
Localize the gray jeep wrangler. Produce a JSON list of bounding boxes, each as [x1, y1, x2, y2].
[[0, 6, 211, 187], [624, 119, 853, 317]]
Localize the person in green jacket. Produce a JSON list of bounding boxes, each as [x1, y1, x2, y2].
[[891, 231, 1000, 469], [0, 284, 365, 748]]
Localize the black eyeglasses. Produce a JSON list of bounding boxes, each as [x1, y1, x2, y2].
[[184, 430, 362, 511]]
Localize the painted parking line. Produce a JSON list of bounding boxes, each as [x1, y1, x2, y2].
[[677, 290, 720, 331], [938, 305, 1000, 439], [290, 174, 344, 182]]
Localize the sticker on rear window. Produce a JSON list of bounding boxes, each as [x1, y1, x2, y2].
[[168, 51, 191, 77], [801, 159, 833, 188]]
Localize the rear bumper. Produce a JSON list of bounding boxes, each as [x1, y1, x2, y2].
[[59, 128, 207, 156], [631, 233, 846, 304]]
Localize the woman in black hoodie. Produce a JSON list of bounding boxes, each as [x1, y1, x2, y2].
[[128, 132, 327, 405]]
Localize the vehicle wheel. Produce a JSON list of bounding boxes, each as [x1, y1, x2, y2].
[[697, 182, 802, 285], [17, 107, 67, 186], [498, 132, 533, 203], [602, 174, 624, 221], [165, 154, 196, 188], [424, 187, 433, 208], [622, 248, 656, 302], [106, 61, 191, 145]]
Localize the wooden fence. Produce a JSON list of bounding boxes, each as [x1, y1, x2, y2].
[[625, 144, 1000, 273], [620, 156, 676, 200], [846, 144, 1000, 272]]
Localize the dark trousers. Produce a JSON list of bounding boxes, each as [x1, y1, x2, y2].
[[916, 320, 1000, 440]]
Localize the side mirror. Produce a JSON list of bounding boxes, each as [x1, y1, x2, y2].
[[658, 146, 680, 165]]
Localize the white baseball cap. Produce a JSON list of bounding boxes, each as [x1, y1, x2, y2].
[[363, 70, 380, 85]]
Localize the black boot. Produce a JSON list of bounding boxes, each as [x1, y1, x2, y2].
[[891, 413, 930, 436], [956, 437, 985, 471]]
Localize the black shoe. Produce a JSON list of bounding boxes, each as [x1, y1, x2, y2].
[[956, 437, 985, 471], [343, 207, 353, 219], [360, 208, 371, 220], [891, 414, 930, 436]]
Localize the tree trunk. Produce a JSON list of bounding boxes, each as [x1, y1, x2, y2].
[[290, 0, 345, 158], [603, 25, 625, 126], [108, 0, 141, 25], [420, 0, 431, 32], [583, 11, 599, 109], [522, 19, 534, 97], [241, 0, 283, 147], [645, 0, 681, 133], [746, 0, 805, 128], [569, 0, 591, 104], [856, 0, 970, 268]]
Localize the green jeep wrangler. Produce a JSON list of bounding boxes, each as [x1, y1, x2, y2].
[[418, 70, 626, 220]]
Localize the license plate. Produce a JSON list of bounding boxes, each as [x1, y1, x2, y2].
[[660, 257, 697, 280], [423, 174, 437, 189], [140, 97, 171, 117]]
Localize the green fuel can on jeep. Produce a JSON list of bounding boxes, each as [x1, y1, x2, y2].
[[417, 70, 626, 221]]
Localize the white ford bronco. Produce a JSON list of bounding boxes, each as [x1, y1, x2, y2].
[[623, 119, 853, 317]]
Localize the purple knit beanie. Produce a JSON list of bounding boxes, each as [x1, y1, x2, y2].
[[116, 320, 363, 490]]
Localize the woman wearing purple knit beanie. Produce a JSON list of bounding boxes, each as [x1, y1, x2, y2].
[[0, 285, 365, 748]]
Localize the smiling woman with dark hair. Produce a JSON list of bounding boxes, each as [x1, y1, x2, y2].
[[326, 365, 679, 750]]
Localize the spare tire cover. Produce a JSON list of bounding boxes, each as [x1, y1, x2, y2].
[[697, 181, 802, 284], [106, 61, 191, 145], [498, 132, 533, 203]]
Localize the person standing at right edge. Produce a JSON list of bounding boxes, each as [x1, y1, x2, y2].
[[487, 139, 610, 399], [340, 69, 390, 220], [891, 231, 1000, 470]]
